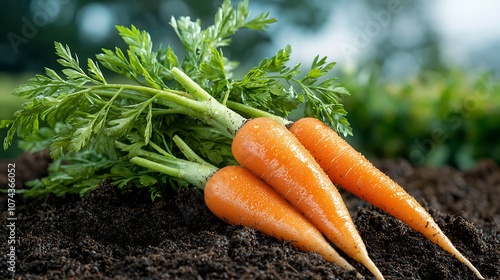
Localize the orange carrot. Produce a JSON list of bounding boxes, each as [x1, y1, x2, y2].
[[289, 117, 484, 279], [129, 144, 358, 275], [231, 117, 385, 280], [205, 165, 359, 275]]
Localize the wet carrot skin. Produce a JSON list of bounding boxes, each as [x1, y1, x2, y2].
[[289, 118, 443, 240], [231, 118, 383, 279], [204, 165, 356, 271], [289, 117, 485, 279]]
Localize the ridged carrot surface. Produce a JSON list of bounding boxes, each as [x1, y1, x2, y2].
[[231, 118, 384, 280], [289, 117, 484, 279], [204, 165, 357, 273]]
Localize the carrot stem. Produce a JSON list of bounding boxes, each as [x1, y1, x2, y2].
[[130, 156, 217, 189], [81, 84, 233, 137], [172, 135, 212, 166], [116, 140, 218, 189], [225, 100, 292, 125], [171, 67, 246, 136]]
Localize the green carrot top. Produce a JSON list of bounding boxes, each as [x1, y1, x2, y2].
[[0, 0, 351, 199]]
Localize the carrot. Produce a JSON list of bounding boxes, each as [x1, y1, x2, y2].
[[205, 165, 359, 275], [124, 140, 358, 275], [289, 117, 484, 279], [232, 117, 385, 280], [172, 68, 381, 278]]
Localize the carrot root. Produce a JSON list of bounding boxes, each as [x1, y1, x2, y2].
[[204, 166, 357, 274], [232, 118, 385, 280], [290, 117, 484, 279]]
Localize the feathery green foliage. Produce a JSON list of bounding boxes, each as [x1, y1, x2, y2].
[[1, 0, 350, 199]]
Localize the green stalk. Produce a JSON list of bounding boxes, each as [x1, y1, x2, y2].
[[171, 67, 247, 136], [226, 101, 292, 126], [111, 76, 244, 135], [148, 141, 174, 158], [93, 85, 235, 139], [93, 85, 206, 115], [116, 140, 218, 189], [130, 156, 217, 189], [172, 135, 212, 166]]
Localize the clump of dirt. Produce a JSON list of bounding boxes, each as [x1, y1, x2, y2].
[[0, 154, 499, 279]]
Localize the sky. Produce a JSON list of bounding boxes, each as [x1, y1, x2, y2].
[[10, 0, 500, 77], [256, 0, 500, 78], [427, 0, 500, 69]]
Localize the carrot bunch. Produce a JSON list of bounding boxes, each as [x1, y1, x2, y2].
[[1, 2, 486, 277], [120, 137, 361, 278], [167, 68, 484, 279]]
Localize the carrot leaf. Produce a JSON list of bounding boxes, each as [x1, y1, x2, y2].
[[1, 0, 352, 198]]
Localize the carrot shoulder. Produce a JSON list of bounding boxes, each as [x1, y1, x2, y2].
[[231, 117, 384, 280], [289, 117, 484, 279], [204, 165, 358, 274]]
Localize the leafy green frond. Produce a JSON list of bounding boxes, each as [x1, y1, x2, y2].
[[170, 0, 276, 81], [245, 11, 277, 30], [98, 25, 171, 89], [170, 16, 202, 59], [200, 47, 229, 81], [1, 0, 353, 199], [257, 44, 293, 73], [116, 25, 153, 56], [22, 150, 116, 197], [160, 46, 180, 71], [87, 58, 107, 84], [226, 45, 302, 117], [55, 42, 82, 72], [55, 42, 104, 85], [96, 48, 137, 81], [295, 55, 351, 136]]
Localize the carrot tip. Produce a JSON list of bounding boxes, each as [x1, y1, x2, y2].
[[464, 260, 484, 279], [446, 243, 484, 279], [360, 257, 384, 280], [370, 267, 385, 280]]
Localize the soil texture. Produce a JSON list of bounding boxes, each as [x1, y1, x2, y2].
[[1, 152, 499, 279]]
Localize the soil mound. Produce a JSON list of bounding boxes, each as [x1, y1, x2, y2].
[[1, 153, 499, 279]]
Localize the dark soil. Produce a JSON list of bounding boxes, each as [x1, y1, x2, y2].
[[1, 152, 499, 279]]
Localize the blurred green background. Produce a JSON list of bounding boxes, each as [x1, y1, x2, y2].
[[1, 0, 499, 169]]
